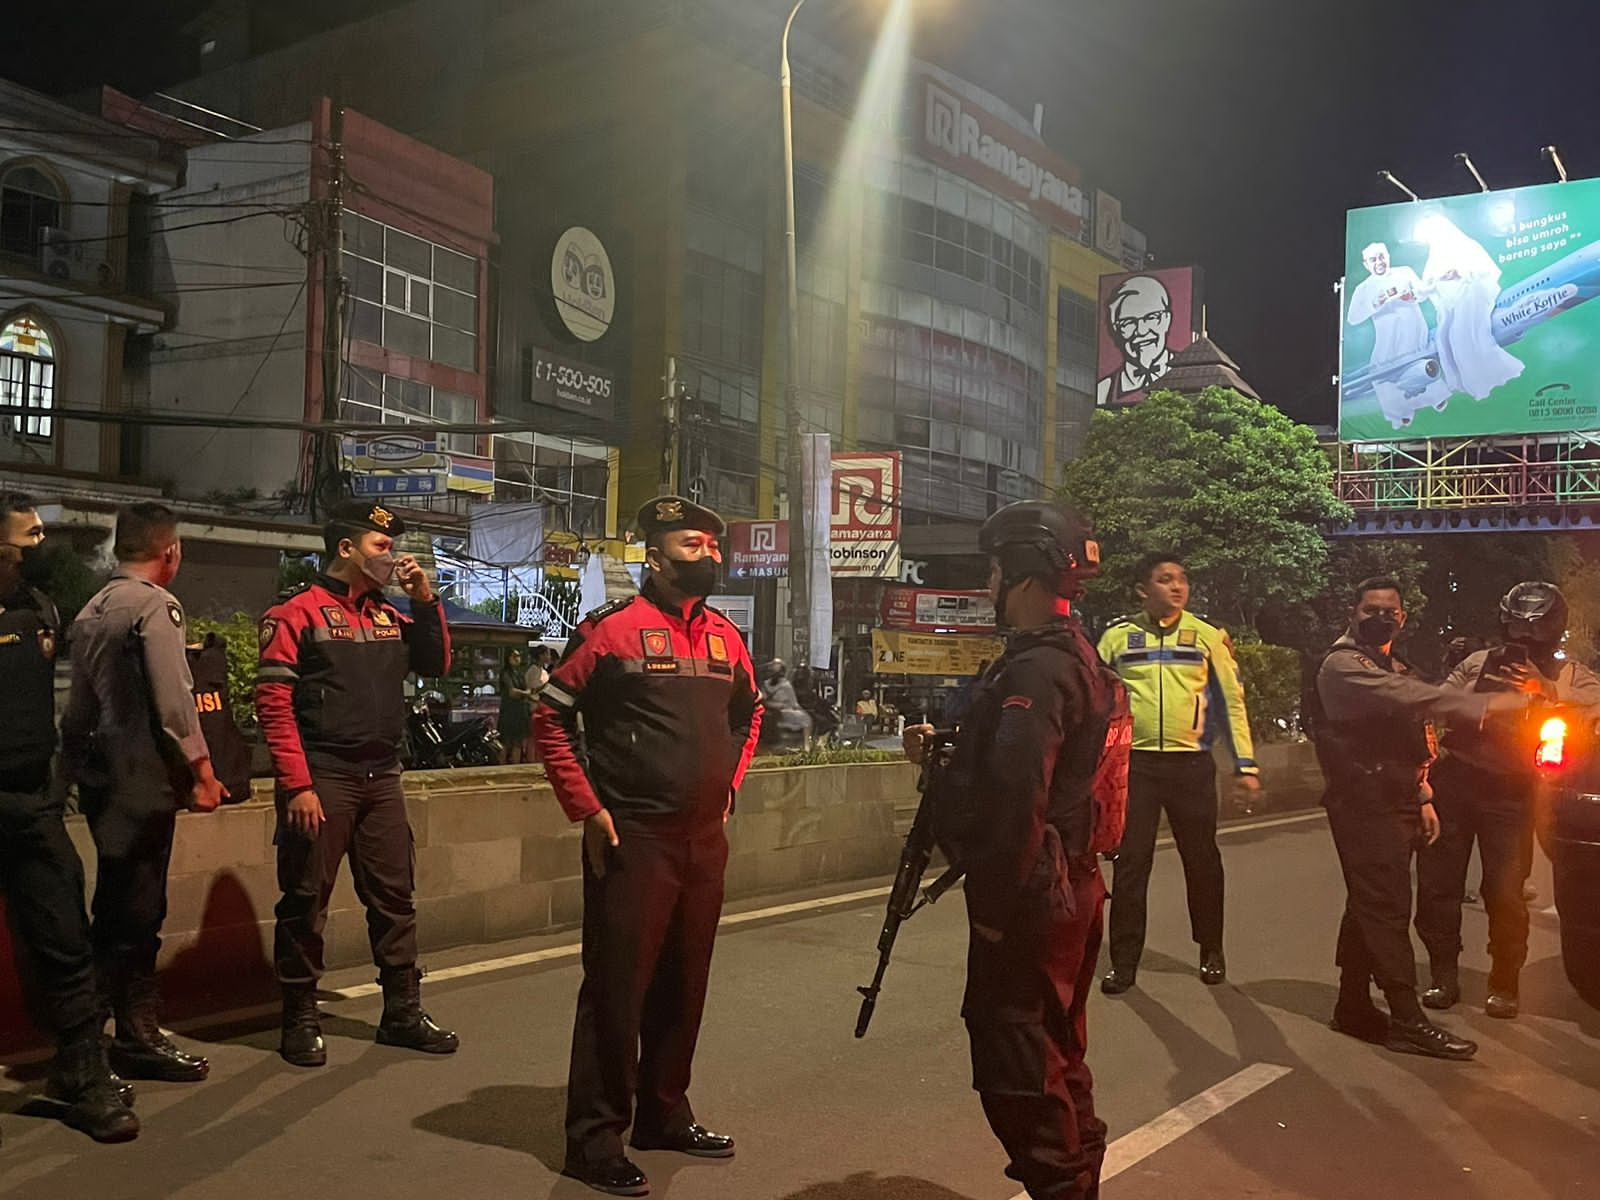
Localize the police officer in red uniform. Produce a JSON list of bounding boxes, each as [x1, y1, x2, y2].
[[256, 502, 458, 1067], [906, 501, 1118, 1200], [534, 496, 762, 1198]]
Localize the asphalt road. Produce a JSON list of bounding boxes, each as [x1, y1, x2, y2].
[[2, 809, 1597, 1200]]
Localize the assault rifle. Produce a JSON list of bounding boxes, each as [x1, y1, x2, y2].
[[854, 729, 965, 1038]]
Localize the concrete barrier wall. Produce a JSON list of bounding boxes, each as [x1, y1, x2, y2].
[[0, 761, 917, 1041]]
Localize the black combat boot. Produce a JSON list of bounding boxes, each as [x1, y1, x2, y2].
[[375, 967, 459, 1054], [109, 974, 210, 1082], [280, 985, 327, 1067], [46, 1030, 140, 1143]]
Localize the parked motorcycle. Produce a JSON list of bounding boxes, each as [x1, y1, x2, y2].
[[404, 693, 503, 769]]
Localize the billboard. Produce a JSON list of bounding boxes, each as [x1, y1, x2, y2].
[[872, 629, 1004, 677], [1096, 266, 1203, 407], [830, 452, 901, 579], [728, 520, 789, 579], [1341, 179, 1600, 441], [880, 587, 995, 633]]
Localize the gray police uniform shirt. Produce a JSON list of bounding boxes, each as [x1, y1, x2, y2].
[[62, 571, 209, 769], [1443, 648, 1600, 774], [1317, 635, 1492, 730]]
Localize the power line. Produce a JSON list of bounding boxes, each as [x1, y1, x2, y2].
[[0, 124, 315, 146], [189, 278, 309, 462]]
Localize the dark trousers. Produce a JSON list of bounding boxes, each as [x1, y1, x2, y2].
[[1324, 779, 1422, 1007], [965, 844, 1108, 1200], [79, 759, 180, 991], [273, 762, 417, 986], [1415, 756, 1534, 994], [1107, 751, 1222, 973], [0, 779, 99, 1035], [566, 826, 728, 1164]]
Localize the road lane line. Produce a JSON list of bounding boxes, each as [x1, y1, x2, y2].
[[1007, 1062, 1294, 1198]]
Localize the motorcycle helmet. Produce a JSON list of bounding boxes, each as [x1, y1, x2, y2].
[[1500, 580, 1568, 648], [978, 500, 1099, 624]]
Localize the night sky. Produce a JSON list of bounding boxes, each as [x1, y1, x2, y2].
[[8, 0, 1600, 429]]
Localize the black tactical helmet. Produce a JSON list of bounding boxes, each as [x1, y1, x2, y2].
[[1500, 580, 1568, 646], [978, 500, 1100, 598]]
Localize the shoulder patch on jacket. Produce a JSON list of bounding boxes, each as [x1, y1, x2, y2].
[[277, 581, 312, 603], [584, 597, 634, 627]]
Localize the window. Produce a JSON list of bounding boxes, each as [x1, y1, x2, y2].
[[1058, 289, 1097, 348], [0, 315, 56, 440], [492, 432, 610, 529], [341, 369, 478, 448], [0, 165, 63, 260], [682, 251, 764, 373], [343, 214, 479, 371]]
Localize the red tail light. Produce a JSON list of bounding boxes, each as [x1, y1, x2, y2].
[[1536, 717, 1568, 769]]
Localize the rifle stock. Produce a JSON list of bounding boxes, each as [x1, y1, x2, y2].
[[854, 730, 962, 1038]]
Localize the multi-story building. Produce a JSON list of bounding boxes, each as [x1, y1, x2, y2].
[[160, 0, 1152, 646], [0, 78, 321, 614]]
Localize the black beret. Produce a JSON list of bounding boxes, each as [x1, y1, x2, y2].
[[636, 495, 725, 538], [326, 500, 407, 539]]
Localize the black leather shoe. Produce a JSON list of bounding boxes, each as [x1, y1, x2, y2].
[[1421, 983, 1459, 1011], [1385, 1017, 1477, 1061], [1329, 1005, 1389, 1045], [108, 1031, 210, 1082], [561, 1157, 650, 1196], [1199, 948, 1226, 986], [633, 1123, 736, 1159], [1100, 969, 1136, 996], [1485, 992, 1520, 1020]]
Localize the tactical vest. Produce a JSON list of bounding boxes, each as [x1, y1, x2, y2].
[[0, 586, 60, 779], [1306, 644, 1435, 784], [188, 634, 252, 803]]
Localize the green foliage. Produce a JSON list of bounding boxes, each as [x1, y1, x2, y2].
[[1060, 388, 1350, 634], [1264, 538, 1430, 655], [33, 540, 101, 627], [277, 553, 320, 596], [189, 612, 260, 729], [1233, 643, 1303, 742], [755, 745, 902, 768]]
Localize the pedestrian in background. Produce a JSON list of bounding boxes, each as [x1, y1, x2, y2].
[[499, 647, 533, 764]]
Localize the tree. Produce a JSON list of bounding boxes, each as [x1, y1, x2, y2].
[[1060, 387, 1350, 633], [1262, 537, 1429, 656]]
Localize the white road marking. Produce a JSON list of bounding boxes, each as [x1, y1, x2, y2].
[[1008, 1062, 1294, 1198]]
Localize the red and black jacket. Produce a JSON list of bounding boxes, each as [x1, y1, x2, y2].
[[255, 574, 450, 793], [533, 581, 763, 835]]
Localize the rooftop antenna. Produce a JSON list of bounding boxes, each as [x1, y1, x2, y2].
[[1542, 145, 1570, 183], [1455, 152, 1489, 193], [1378, 170, 1419, 202]]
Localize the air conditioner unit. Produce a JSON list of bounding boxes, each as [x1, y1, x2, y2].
[[38, 226, 79, 280]]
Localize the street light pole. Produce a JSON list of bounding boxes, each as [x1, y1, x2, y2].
[[781, 0, 811, 666]]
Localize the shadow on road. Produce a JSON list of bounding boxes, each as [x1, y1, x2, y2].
[[770, 1174, 981, 1199], [413, 1083, 569, 1172]]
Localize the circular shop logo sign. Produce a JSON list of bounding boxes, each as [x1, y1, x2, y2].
[[552, 226, 615, 342]]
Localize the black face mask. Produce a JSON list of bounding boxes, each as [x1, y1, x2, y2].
[[666, 556, 718, 598], [16, 543, 51, 587], [1356, 613, 1401, 646]]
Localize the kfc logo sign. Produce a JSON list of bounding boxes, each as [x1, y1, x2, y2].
[[829, 452, 901, 579], [729, 520, 790, 579]]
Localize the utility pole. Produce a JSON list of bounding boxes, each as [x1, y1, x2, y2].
[[659, 355, 680, 494], [781, 0, 811, 667], [314, 103, 347, 521]]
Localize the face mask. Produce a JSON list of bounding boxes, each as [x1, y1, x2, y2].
[[358, 551, 397, 588], [1356, 613, 1401, 646], [16, 543, 50, 586], [667, 555, 718, 598]]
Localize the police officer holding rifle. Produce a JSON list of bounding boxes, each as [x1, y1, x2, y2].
[[901, 500, 1125, 1200]]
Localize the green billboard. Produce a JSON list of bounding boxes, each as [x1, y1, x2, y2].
[[1340, 178, 1600, 442]]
